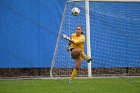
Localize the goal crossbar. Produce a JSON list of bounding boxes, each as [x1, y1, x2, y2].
[[69, 0, 140, 2]]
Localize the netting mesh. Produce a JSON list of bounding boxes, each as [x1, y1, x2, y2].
[[51, 1, 140, 77], [90, 2, 140, 68]]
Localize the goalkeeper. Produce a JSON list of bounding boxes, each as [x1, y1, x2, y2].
[[66, 25, 93, 82]]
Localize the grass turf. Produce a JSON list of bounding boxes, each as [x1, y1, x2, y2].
[[0, 77, 140, 93]]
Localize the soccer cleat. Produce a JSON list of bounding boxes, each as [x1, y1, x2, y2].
[[87, 58, 93, 63], [68, 79, 72, 84]]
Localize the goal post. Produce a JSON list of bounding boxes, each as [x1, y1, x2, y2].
[[50, 0, 140, 78], [85, 0, 92, 77]]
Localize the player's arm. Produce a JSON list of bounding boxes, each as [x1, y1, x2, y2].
[[62, 34, 74, 43]]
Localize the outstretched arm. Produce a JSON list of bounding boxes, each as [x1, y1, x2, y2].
[[62, 34, 85, 44], [62, 34, 74, 43]]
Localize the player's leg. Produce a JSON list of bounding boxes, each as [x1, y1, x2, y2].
[[81, 51, 93, 63], [69, 57, 83, 81]]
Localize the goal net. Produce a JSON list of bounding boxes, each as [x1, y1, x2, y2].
[[50, 0, 140, 78]]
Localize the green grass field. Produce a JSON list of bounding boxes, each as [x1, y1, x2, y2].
[[0, 77, 140, 93]]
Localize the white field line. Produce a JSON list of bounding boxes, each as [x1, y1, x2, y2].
[[0, 76, 140, 80]]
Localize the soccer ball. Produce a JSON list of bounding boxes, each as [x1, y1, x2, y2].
[[71, 7, 80, 16]]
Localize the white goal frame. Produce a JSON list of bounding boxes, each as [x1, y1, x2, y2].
[[50, 0, 140, 78]]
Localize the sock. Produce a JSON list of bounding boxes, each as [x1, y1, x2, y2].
[[70, 69, 77, 80]]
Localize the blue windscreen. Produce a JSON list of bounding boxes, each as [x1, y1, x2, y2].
[[0, 0, 67, 68]]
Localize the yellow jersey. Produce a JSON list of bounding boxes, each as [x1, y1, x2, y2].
[[71, 33, 85, 51]]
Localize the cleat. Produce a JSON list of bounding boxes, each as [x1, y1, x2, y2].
[[68, 79, 72, 84], [87, 58, 93, 63]]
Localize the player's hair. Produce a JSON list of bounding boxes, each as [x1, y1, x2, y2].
[[77, 25, 84, 35]]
